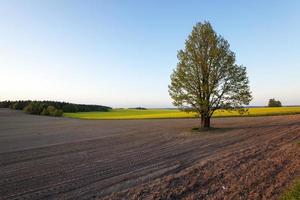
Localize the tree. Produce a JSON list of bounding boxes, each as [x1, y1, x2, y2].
[[268, 98, 282, 107], [169, 22, 252, 128]]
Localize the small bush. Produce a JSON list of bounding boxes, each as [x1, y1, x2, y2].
[[131, 107, 147, 110], [40, 106, 63, 117], [268, 98, 282, 107], [41, 108, 49, 116], [24, 102, 44, 115], [53, 109, 63, 117], [23, 104, 33, 114]]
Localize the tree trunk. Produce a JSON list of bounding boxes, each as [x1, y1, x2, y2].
[[201, 115, 210, 128]]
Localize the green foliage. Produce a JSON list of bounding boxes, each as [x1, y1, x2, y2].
[[62, 104, 78, 112], [281, 179, 300, 200], [23, 104, 33, 114], [41, 108, 49, 116], [46, 106, 56, 114], [268, 98, 282, 107], [169, 21, 252, 127], [53, 109, 63, 117], [24, 103, 63, 117], [24, 102, 46, 115], [11, 101, 31, 110], [0, 100, 111, 113], [0, 100, 12, 108], [130, 107, 147, 110], [0, 100, 36, 111], [47, 106, 63, 116], [1, 100, 110, 117], [43, 106, 63, 117]]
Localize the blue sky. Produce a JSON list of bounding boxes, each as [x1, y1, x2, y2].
[[0, 0, 299, 107]]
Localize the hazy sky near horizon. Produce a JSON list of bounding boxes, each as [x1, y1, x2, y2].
[[1, 0, 300, 108]]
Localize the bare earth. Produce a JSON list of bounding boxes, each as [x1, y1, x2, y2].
[[0, 109, 299, 200]]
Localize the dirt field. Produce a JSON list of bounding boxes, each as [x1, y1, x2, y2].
[[0, 108, 299, 200]]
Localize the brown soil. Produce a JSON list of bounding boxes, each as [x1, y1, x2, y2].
[[0, 108, 299, 200]]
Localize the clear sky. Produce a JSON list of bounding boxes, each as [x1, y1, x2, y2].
[[0, 0, 299, 108]]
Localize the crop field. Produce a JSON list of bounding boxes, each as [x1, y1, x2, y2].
[[1, 108, 299, 199], [64, 106, 300, 119]]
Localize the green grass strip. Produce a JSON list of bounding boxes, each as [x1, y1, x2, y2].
[[281, 179, 300, 200]]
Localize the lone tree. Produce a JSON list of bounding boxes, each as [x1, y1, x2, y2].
[[169, 22, 252, 128], [268, 98, 282, 107]]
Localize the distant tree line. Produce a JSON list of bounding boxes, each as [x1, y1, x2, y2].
[[268, 98, 282, 107], [0, 100, 111, 117], [130, 107, 147, 110]]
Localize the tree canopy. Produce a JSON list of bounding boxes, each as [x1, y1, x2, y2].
[[169, 22, 252, 128], [268, 98, 282, 107]]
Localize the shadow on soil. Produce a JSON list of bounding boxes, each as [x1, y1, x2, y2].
[[191, 121, 300, 134], [191, 127, 234, 134]]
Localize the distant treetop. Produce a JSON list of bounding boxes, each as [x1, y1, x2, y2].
[[130, 107, 147, 110], [268, 98, 282, 107]]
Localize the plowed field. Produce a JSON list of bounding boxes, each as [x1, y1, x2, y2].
[[0, 109, 299, 200]]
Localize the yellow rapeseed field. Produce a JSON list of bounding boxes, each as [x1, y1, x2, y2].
[[64, 107, 300, 120]]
